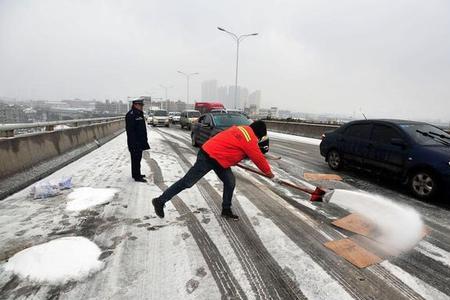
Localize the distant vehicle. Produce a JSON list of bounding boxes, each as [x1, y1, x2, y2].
[[180, 110, 201, 130], [150, 109, 170, 127], [195, 102, 225, 114], [191, 112, 269, 154], [320, 119, 450, 200], [169, 112, 181, 124], [226, 108, 249, 118], [147, 111, 154, 125]]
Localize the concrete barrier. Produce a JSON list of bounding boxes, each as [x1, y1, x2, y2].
[[265, 120, 340, 139], [0, 119, 125, 181]]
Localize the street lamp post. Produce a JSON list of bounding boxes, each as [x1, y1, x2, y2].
[[160, 85, 173, 100], [177, 71, 199, 105], [217, 27, 258, 109]]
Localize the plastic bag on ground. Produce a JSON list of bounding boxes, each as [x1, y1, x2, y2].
[[31, 182, 60, 199]]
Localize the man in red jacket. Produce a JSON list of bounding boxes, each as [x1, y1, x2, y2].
[[152, 120, 274, 220]]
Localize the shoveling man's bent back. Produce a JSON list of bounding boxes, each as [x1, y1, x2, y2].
[[152, 120, 274, 220]]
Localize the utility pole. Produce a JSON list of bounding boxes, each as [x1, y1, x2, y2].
[[217, 27, 258, 109], [177, 71, 199, 105]]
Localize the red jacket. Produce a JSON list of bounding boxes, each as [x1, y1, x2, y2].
[[202, 125, 271, 175]]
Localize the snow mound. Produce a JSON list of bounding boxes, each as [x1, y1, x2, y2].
[[4, 237, 104, 284], [329, 189, 424, 252], [66, 187, 118, 211]]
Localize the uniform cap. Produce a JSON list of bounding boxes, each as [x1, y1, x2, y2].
[[132, 99, 144, 105]]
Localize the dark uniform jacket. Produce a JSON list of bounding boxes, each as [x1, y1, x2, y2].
[[125, 108, 150, 151]]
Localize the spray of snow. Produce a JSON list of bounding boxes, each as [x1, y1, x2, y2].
[[329, 189, 424, 252], [66, 187, 118, 212], [4, 237, 104, 284]]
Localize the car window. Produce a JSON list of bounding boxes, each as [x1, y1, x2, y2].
[[154, 110, 168, 116], [203, 115, 212, 125], [188, 111, 200, 118], [345, 124, 372, 139], [371, 125, 402, 144], [213, 114, 251, 127], [400, 124, 450, 146]]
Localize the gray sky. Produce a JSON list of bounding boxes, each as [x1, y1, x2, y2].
[[0, 0, 449, 122]]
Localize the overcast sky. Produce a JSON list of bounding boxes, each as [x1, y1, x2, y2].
[[0, 0, 449, 121]]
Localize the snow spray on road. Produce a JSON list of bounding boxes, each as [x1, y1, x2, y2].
[[328, 189, 424, 252]]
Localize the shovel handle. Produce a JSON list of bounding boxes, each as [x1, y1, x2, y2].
[[236, 163, 316, 195]]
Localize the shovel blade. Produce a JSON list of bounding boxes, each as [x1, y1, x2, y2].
[[309, 187, 326, 202]]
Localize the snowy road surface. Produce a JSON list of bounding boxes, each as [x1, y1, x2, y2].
[[0, 125, 449, 299]]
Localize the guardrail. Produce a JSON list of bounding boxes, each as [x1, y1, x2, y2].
[[265, 120, 340, 139], [0, 116, 124, 137]]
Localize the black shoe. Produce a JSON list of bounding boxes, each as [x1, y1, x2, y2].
[[221, 208, 239, 220], [152, 198, 165, 218], [139, 174, 146, 178], [134, 177, 147, 182]]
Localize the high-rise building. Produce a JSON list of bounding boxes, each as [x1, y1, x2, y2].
[[227, 86, 248, 109], [248, 90, 261, 109], [201, 80, 218, 101]]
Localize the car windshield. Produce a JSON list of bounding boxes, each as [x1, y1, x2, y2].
[[154, 110, 168, 116], [400, 124, 450, 146], [188, 112, 200, 117], [213, 114, 251, 127]]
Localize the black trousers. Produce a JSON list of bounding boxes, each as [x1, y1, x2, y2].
[[130, 150, 143, 179], [158, 150, 236, 209]]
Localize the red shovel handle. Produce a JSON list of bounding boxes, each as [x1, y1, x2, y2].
[[236, 163, 320, 195]]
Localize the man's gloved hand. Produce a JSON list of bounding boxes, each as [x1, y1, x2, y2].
[[267, 172, 281, 184]]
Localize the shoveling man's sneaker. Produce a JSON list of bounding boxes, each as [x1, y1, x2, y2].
[[152, 198, 165, 218], [221, 208, 239, 220]]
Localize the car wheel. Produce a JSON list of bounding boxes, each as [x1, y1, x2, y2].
[[409, 170, 438, 200], [327, 149, 342, 170], [191, 133, 198, 147], [166, 123, 170, 128]]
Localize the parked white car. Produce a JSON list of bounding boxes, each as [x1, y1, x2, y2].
[[169, 112, 181, 124]]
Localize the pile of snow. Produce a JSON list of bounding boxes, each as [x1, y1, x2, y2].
[[329, 189, 424, 252], [4, 237, 103, 284], [268, 131, 321, 146], [66, 187, 118, 211]]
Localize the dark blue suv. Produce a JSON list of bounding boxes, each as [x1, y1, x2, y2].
[[320, 119, 450, 200]]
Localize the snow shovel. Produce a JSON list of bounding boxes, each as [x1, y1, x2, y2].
[[236, 163, 334, 202]]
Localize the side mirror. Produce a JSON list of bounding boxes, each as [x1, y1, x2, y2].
[[391, 138, 407, 148]]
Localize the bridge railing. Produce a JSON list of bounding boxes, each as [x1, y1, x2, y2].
[[0, 116, 124, 138]]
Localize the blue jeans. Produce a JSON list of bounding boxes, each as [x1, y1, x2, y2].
[[158, 150, 236, 209]]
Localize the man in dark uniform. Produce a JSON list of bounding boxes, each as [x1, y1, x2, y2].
[[126, 99, 150, 182]]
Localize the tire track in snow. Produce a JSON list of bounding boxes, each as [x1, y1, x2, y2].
[[156, 130, 305, 300], [143, 153, 247, 300]]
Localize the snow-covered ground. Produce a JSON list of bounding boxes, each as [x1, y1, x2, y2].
[[0, 126, 449, 300]]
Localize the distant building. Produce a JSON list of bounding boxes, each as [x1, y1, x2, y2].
[[0, 103, 28, 123], [95, 100, 128, 115], [201, 80, 218, 101], [278, 110, 292, 119], [269, 107, 278, 118], [248, 90, 261, 109], [217, 86, 231, 108]]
